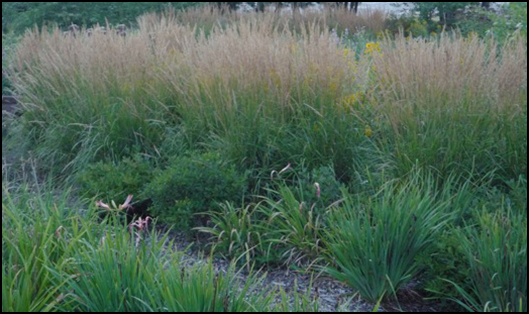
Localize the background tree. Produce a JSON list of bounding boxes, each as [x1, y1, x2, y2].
[[333, 2, 361, 13], [215, 2, 243, 11], [214, 2, 361, 13], [409, 2, 480, 26], [2, 2, 198, 33]]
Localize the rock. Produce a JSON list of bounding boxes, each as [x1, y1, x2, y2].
[[2, 96, 18, 138], [116, 24, 127, 37], [68, 24, 80, 33], [116, 24, 127, 32], [2, 96, 17, 114]]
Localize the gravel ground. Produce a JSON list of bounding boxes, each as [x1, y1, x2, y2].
[[152, 228, 371, 312], [152, 227, 443, 313]]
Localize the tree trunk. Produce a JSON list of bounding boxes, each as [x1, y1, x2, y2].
[[351, 2, 360, 13]]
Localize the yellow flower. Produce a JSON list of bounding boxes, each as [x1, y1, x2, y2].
[[468, 31, 479, 39], [365, 125, 374, 138], [365, 42, 382, 55], [328, 81, 339, 92], [268, 69, 281, 88], [341, 93, 357, 107]]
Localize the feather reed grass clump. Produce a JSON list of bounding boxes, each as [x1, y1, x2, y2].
[[9, 10, 374, 175], [140, 5, 387, 36], [7, 6, 527, 182], [372, 35, 527, 180]]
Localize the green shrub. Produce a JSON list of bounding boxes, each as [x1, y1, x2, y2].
[[144, 152, 248, 230], [487, 3, 528, 42], [2, 2, 201, 34], [2, 33, 15, 95], [263, 164, 345, 210], [391, 17, 431, 38], [454, 7, 493, 38], [322, 173, 453, 302], [418, 180, 485, 301], [419, 230, 471, 305], [76, 155, 154, 201], [410, 2, 479, 27], [418, 177, 527, 311], [290, 165, 345, 212]]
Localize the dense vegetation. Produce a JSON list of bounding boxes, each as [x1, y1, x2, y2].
[[2, 2, 527, 313], [2, 2, 198, 33]]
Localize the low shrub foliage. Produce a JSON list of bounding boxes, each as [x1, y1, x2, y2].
[[144, 152, 248, 231]]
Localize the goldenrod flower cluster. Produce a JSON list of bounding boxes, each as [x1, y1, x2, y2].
[[365, 42, 382, 55]]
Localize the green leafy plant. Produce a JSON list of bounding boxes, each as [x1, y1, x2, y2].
[[2, 175, 323, 313], [76, 155, 154, 201], [487, 3, 528, 42], [144, 152, 248, 230], [2, 33, 15, 95], [419, 230, 471, 303], [409, 2, 479, 27], [288, 165, 345, 213], [2, 2, 201, 34], [420, 176, 527, 306]]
